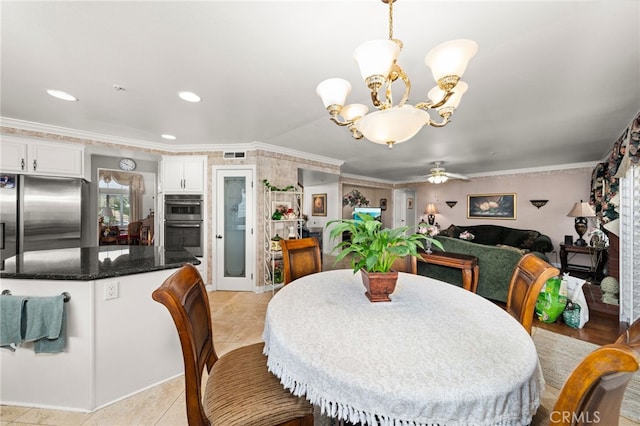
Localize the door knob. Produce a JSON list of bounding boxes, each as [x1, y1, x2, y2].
[[216, 234, 223, 239]]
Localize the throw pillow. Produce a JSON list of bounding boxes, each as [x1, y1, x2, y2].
[[503, 229, 529, 247], [441, 225, 460, 238], [520, 230, 540, 249]]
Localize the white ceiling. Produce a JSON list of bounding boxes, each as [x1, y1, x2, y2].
[[1, 1, 639, 182]]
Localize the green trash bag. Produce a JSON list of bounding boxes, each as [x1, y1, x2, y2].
[[535, 276, 568, 323]]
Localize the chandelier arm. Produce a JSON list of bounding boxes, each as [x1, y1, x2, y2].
[[428, 115, 451, 128], [330, 117, 356, 127], [396, 66, 411, 107]]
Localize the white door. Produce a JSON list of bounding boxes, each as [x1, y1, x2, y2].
[[215, 167, 255, 291], [393, 189, 416, 230]]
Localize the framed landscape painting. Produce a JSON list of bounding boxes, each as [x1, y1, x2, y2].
[[467, 193, 516, 219]]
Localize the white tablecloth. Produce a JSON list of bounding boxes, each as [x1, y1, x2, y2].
[[263, 269, 544, 426]]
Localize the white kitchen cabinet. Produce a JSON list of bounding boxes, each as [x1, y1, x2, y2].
[[0, 137, 84, 177], [162, 156, 206, 193]]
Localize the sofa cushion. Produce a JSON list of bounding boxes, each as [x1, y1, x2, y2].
[[465, 225, 504, 245], [441, 224, 460, 238], [520, 230, 541, 250], [503, 229, 530, 247]]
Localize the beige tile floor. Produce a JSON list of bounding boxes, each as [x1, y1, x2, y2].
[[2, 285, 639, 426]]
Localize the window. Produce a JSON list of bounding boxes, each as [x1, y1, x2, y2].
[[99, 179, 131, 226]]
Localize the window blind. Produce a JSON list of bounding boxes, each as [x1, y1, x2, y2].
[[619, 163, 640, 324]]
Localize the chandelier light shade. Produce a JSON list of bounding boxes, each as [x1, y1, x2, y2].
[[566, 200, 596, 246], [316, 0, 478, 148]]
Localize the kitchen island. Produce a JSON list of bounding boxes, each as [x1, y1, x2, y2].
[[1, 246, 200, 412]]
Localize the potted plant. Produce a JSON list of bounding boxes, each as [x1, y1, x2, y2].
[[328, 213, 443, 302]]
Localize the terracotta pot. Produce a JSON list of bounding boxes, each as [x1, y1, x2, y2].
[[361, 270, 398, 302]]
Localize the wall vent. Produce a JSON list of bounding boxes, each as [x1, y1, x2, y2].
[[223, 151, 246, 159]]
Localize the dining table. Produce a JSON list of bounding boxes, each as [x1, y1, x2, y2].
[[263, 269, 544, 426]]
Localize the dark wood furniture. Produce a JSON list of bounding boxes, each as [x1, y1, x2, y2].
[[506, 253, 560, 335], [127, 221, 143, 245], [560, 244, 607, 282], [99, 225, 120, 245], [391, 255, 417, 274], [531, 344, 639, 426], [419, 251, 479, 293], [280, 237, 322, 285], [152, 264, 314, 426]]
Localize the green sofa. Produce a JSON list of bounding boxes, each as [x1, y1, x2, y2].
[[417, 225, 553, 303]]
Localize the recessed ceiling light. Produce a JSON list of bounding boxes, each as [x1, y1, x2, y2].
[[46, 89, 78, 102], [161, 134, 177, 140], [177, 91, 202, 103]]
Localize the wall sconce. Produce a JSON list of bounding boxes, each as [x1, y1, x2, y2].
[[529, 199, 549, 209], [424, 203, 438, 225], [445, 201, 457, 208]]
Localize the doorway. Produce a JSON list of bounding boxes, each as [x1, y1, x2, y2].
[[214, 167, 255, 291], [393, 189, 416, 230]]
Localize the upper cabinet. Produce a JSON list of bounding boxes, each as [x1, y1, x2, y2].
[[162, 155, 206, 193], [0, 137, 84, 177]]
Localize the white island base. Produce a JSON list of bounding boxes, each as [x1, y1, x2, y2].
[[1, 269, 183, 412]]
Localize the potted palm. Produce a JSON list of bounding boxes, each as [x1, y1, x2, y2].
[[328, 213, 443, 302]]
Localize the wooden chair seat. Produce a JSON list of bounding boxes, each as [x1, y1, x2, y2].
[[205, 343, 313, 425]]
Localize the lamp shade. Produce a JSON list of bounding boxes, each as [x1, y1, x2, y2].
[[100, 206, 114, 218], [428, 81, 469, 112], [353, 39, 400, 81], [425, 39, 478, 83], [340, 103, 369, 121], [316, 78, 352, 109], [425, 203, 438, 214], [354, 105, 429, 146], [567, 201, 596, 217]]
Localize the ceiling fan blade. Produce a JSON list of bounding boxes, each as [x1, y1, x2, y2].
[[444, 172, 470, 181]]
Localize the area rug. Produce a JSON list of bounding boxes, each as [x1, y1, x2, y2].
[[532, 326, 640, 421]]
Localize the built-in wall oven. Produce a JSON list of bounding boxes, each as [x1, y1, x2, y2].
[[164, 194, 203, 256]]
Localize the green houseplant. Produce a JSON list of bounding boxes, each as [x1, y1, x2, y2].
[[328, 213, 443, 301]]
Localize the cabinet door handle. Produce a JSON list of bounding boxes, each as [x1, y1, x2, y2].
[[216, 234, 223, 239], [21, 158, 25, 170], [33, 159, 37, 171]]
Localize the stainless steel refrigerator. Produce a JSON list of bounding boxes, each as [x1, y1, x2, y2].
[[0, 174, 88, 264]]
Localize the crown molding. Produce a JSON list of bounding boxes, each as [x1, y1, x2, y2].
[[0, 117, 344, 167]]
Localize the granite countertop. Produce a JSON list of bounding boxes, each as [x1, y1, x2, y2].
[[0, 246, 201, 280]]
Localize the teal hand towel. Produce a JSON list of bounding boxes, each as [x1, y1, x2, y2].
[[0, 295, 27, 350], [23, 295, 66, 354]]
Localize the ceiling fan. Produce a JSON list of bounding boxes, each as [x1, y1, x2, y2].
[[426, 162, 470, 184]]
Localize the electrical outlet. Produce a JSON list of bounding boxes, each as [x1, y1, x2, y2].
[[105, 281, 119, 300]]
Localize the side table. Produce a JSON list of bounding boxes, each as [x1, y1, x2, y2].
[[559, 244, 607, 282], [419, 251, 479, 293]]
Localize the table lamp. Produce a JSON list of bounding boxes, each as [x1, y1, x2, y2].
[[100, 206, 114, 225], [425, 203, 438, 225], [566, 200, 596, 246]]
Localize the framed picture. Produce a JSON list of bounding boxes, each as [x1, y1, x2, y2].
[[271, 201, 291, 216], [407, 198, 414, 209], [380, 198, 387, 211], [312, 193, 327, 216], [467, 193, 517, 219]]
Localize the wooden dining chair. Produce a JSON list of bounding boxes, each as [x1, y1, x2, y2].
[[616, 317, 640, 348], [531, 343, 640, 426], [280, 237, 322, 285], [391, 255, 417, 274], [506, 253, 560, 335], [152, 264, 314, 426], [127, 221, 143, 245]]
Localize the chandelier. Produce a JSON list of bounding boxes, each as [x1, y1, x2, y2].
[[316, 0, 477, 148]]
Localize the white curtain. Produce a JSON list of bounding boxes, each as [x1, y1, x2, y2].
[[99, 170, 146, 221]]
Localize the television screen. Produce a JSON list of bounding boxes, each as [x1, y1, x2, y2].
[[353, 207, 382, 221]]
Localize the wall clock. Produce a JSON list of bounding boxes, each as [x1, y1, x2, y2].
[[119, 158, 136, 171]]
